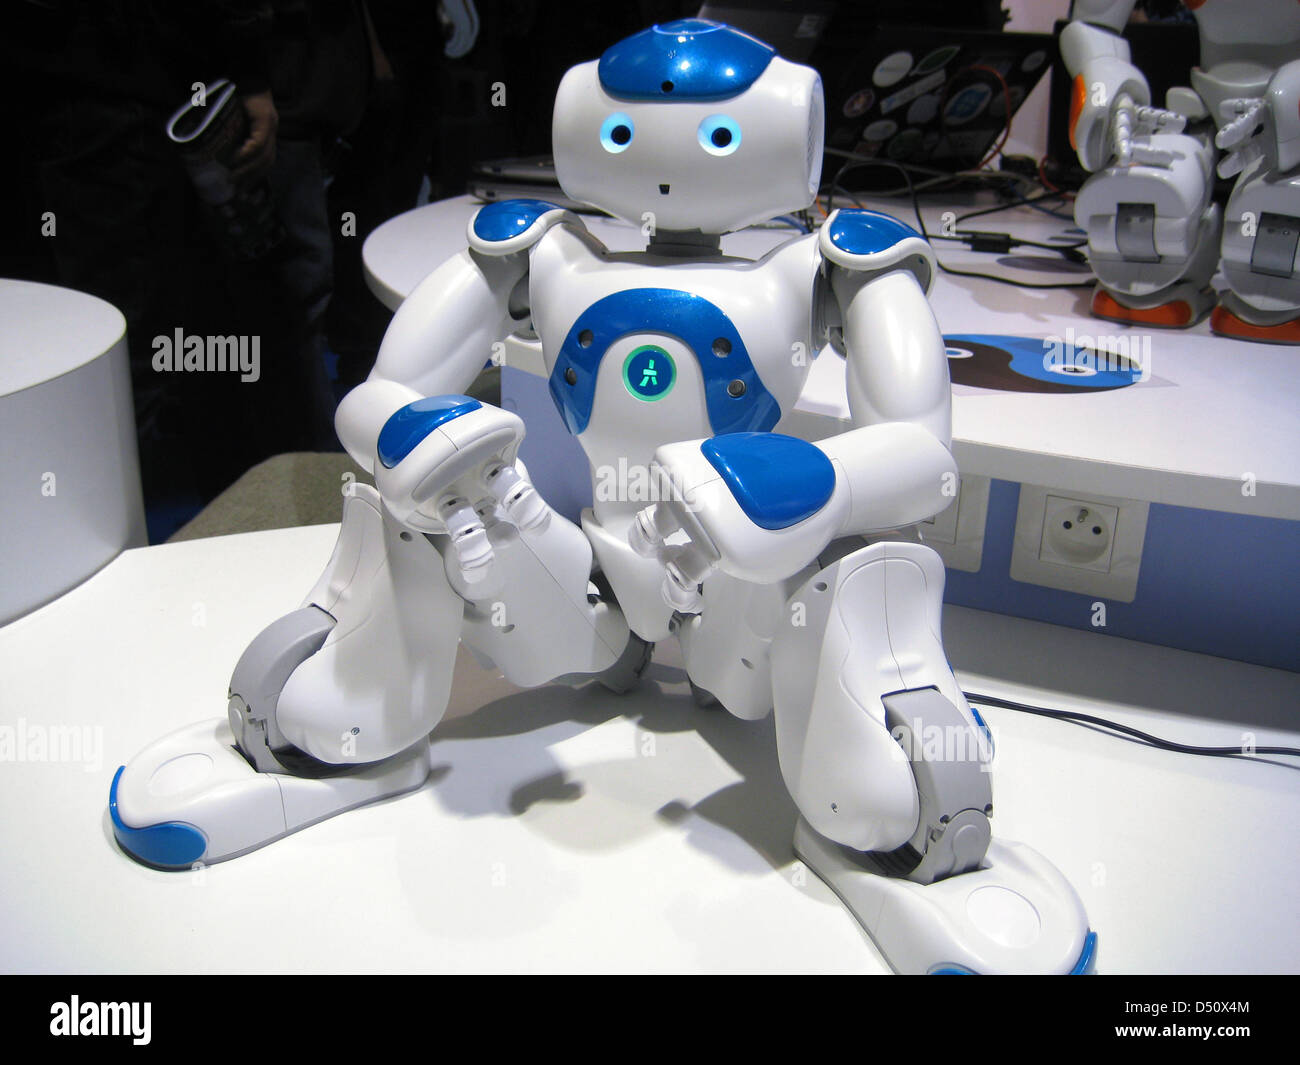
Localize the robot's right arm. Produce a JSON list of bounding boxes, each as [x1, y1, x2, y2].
[[334, 247, 527, 474], [1061, 0, 1183, 170], [336, 199, 584, 475]]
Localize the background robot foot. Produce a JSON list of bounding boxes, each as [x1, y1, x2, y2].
[[109, 720, 430, 869], [793, 817, 1094, 974], [1210, 291, 1300, 344], [1091, 281, 1214, 328]]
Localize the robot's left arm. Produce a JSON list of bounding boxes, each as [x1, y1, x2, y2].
[[814, 213, 957, 534], [633, 211, 957, 596]]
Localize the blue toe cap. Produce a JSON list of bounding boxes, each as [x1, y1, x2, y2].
[[109, 765, 208, 870]]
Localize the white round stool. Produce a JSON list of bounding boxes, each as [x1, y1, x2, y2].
[[0, 279, 146, 625]]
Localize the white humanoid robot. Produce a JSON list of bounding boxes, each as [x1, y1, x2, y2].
[[110, 19, 1094, 975], [1063, 0, 1300, 340]]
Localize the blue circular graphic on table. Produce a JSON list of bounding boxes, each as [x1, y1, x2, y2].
[[622, 344, 676, 401]]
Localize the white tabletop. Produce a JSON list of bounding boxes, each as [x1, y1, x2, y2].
[[0, 278, 127, 396], [363, 196, 1300, 521], [2, 524, 1296, 973]]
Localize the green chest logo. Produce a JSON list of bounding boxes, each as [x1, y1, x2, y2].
[[622, 344, 676, 401]]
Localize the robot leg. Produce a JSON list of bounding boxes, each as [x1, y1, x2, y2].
[[456, 472, 637, 690], [1213, 158, 1300, 343], [771, 540, 1093, 974], [674, 569, 815, 721], [110, 484, 458, 868], [1074, 131, 1222, 327]]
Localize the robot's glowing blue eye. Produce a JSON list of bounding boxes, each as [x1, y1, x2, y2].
[[698, 115, 741, 156], [600, 113, 635, 153]]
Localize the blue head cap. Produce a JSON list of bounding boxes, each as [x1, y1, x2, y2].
[[597, 18, 776, 102]]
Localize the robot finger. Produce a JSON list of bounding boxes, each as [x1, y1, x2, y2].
[[437, 495, 497, 587], [659, 542, 715, 614], [1217, 140, 1264, 180], [1133, 104, 1185, 136], [629, 503, 674, 558], [1215, 98, 1267, 151], [482, 461, 550, 533], [1111, 96, 1135, 167], [1129, 141, 1177, 168]]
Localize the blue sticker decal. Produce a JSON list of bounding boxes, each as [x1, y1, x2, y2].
[[550, 288, 779, 437], [945, 333, 1143, 389], [598, 19, 775, 101]]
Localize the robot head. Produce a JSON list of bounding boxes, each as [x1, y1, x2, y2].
[[553, 19, 824, 235]]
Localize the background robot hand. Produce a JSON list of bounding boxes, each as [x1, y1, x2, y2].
[[1109, 92, 1185, 168], [373, 397, 548, 592], [1217, 97, 1273, 179]]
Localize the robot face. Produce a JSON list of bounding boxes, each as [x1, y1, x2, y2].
[[553, 20, 824, 235]]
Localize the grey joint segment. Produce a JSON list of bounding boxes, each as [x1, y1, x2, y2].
[[228, 606, 336, 774], [1250, 213, 1300, 279], [882, 687, 992, 885], [1115, 202, 1160, 263]]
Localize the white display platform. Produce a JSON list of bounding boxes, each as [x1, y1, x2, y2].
[[1, 524, 1296, 973], [0, 278, 146, 625]]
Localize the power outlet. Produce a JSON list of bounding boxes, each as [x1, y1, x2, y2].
[[1010, 485, 1148, 602], [919, 474, 990, 573], [1039, 495, 1118, 572]]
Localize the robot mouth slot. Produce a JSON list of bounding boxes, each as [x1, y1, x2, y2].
[[659, 183, 671, 195]]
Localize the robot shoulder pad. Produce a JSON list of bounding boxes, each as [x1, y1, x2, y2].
[[818, 209, 935, 293], [466, 199, 581, 256]]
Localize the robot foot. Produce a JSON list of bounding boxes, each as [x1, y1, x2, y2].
[[1091, 282, 1214, 329], [1210, 293, 1300, 345], [109, 718, 430, 869], [793, 817, 1095, 975]]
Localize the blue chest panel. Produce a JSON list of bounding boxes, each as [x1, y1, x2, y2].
[[548, 288, 780, 437], [827, 210, 921, 254], [377, 395, 482, 469], [701, 433, 835, 530], [598, 19, 774, 101], [472, 199, 561, 242]]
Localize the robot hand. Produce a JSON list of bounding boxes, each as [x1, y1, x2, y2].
[[1109, 92, 1185, 168], [373, 396, 547, 591], [628, 435, 849, 612], [1217, 97, 1274, 179]]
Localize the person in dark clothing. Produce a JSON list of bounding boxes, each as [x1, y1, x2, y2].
[[9, 1, 371, 524]]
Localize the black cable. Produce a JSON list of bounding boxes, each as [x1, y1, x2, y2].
[[953, 191, 1073, 225], [823, 157, 1097, 290], [964, 690, 1300, 760]]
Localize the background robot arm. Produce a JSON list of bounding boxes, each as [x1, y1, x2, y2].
[[1217, 60, 1300, 178], [1061, 0, 1185, 170]]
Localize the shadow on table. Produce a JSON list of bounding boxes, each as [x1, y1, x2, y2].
[[427, 659, 801, 877]]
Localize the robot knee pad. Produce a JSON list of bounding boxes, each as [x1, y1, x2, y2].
[[771, 541, 972, 855], [1218, 164, 1300, 327], [1075, 132, 1221, 320]]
